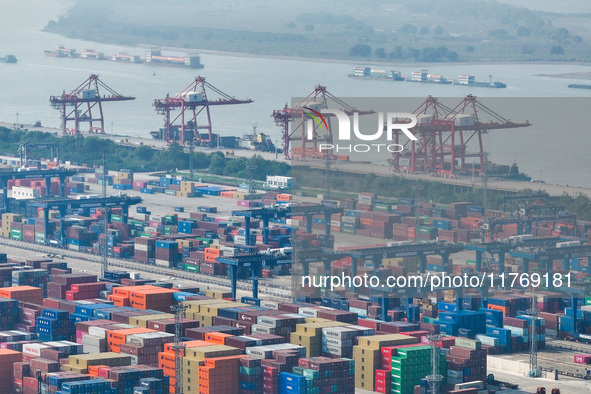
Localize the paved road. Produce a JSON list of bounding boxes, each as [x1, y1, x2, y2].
[[0, 237, 292, 301]]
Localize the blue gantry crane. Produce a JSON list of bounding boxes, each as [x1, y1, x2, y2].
[[0, 169, 78, 212], [27, 195, 142, 246]]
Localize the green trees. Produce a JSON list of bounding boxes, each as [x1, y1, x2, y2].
[[349, 44, 371, 57], [0, 127, 289, 181]]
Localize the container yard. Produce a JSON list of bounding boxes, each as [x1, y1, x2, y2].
[[2, 0, 590, 391], [0, 67, 586, 394], [0, 158, 588, 394]]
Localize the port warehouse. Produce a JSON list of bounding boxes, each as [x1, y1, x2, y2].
[[0, 166, 590, 393]]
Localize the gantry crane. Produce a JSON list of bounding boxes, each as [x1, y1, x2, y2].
[[271, 85, 373, 160], [50, 74, 135, 135], [19, 143, 60, 168], [389, 95, 531, 175], [153, 76, 253, 145]]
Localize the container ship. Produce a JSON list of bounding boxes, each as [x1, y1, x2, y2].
[[145, 49, 204, 69], [43, 47, 204, 68], [454, 74, 507, 88], [44, 46, 78, 57], [108, 52, 142, 63], [348, 66, 405, 81], [349, 67, 508, 88], [0, 54, 17, 63], [79, 49, 105, 60], [407, 69, 452, 84]]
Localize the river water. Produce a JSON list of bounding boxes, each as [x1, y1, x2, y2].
[[0, 1, 590, 187]]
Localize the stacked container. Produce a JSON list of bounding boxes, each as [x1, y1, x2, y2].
[[239, 356, 263, 393], [446, 337, 487, 386]]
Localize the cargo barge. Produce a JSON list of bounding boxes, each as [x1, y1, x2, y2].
[[43, 46, 204, 68], [44, 46, 78, 58], [407, 69, 452, 84], [568, 84, 591, 90], [349, 67, 508, 87], [0, 54, 17, 64], [348, 66, 405, 81], [454, 74, 507, 88]]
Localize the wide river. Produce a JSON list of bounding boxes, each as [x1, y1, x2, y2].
[[0, 0, 590, 187]]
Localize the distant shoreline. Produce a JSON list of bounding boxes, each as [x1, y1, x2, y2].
[[139, 44, 591, 68], [533, 72, 591, 80]]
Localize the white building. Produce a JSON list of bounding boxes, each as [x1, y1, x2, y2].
[[11, 186, 41, 200], [265, 175, 292, 189]]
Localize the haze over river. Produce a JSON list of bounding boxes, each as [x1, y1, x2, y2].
[[0, 1, 590, 187]]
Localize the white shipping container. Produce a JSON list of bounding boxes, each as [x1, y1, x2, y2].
[[297, 307, 319, 317], [134, 244, 148, 252], [348, 306, 367, 318], [455, 381, 484, 390], [260, 300, 279, 309], [504, 326, 526, 336], [321, 345, 346, 355], [474, 334, 499, 347], [82, 335, 106, 347], [322, 337, 353, 347], [251, 325, 277, 335], [83, 345, 103, 354], [22, 343, 50, 357], [155, 259, 173, 267], [322, 326, 359, 339]]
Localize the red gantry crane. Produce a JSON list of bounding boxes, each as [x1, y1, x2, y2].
[[272, 85, 373, 160], [50, 74, 135, 135], [388, 95, 531, 176], [153, 76, 253, 145]]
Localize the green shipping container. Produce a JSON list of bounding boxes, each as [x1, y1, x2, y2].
[[374, 203, 391, 211], [184, 264, 199, 272], [195, 238, 211, 247], [35, 234, 45, 244], [418, 226, 436, 234], [165, 189, 177, 196], [10, 229, 22, 240]]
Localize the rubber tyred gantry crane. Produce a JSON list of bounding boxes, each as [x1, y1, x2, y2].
[[388, 95, 531, 176], [271, 85, 373, 160], [153, 76, 253, 145], [50, 74, 135, 135]]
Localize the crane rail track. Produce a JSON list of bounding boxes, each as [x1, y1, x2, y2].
[[0, 238, 292, 300]]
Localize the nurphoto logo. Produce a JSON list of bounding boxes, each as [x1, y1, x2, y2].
[[304, 108, 418, 153]]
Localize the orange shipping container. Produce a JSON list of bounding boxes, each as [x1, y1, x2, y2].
[[107, 295, 130, 307], [88, 365, 109, 376], [203, 355, 243, 368], [163, 340, 209, 356], [158, 351, 176, 370], [204, 332, 231, 345], [277, 194, 292, 202], [0, 286, 43, 305]]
